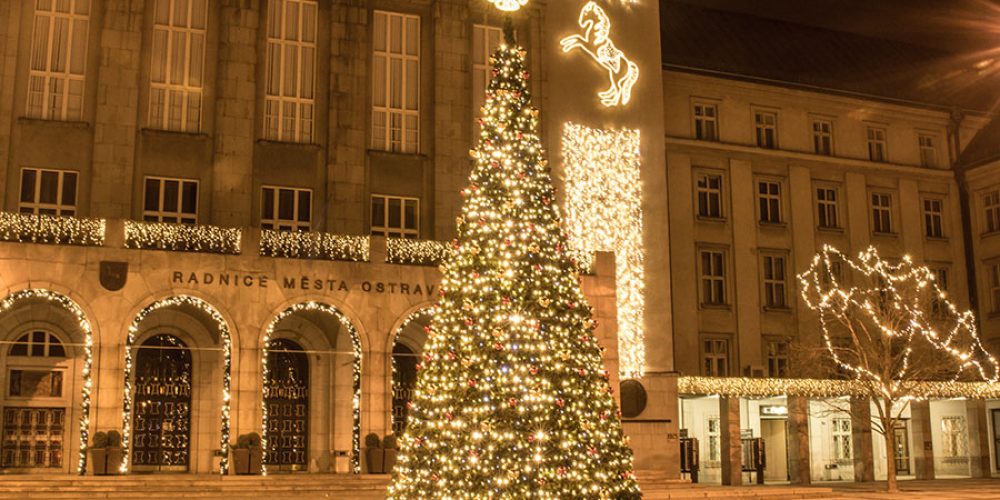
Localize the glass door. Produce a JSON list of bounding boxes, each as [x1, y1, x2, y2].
[[264, 339, 308, 471], [132, 334, 192, 472], [893, 421, 910, 475]]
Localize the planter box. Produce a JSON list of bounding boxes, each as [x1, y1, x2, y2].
[[364, 448, 384, 474], [106, 448, 124, 475], [88, 449, 107, 476], [383, 449, 398, 474], [233, 448, 263, 475]]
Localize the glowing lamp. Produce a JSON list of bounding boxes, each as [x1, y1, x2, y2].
[[490, 0, 528, 12]]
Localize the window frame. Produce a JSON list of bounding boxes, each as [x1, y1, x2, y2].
[[866, 125, 888, 162], [148, 0, 208, 133], [701, 336, 730, 377], [984, 190, 1000, 235], [989, 262, 1000, 313], [142, 176, 199, 224], [472, 24, 503, 135], [870, 191, 895, 235], [764, 338, 790, 378], [18, 167, 79, 216], [371, 10, 421, 154], [922, 196, 945, 239], [832, 417, 853, 462], [698, 248, 728, 307], [811, 118, 834, 156], [756, 178, 783, 225], [760, 252, 789, 310], [370, 194, 420, 239], [918, 133, 938, 168], [695, 170, 725, 220], [263, 0, 318, 143], [814, 183, 841, 230], [753, 109, 778, 149], [26, 0, 91, 121], [261, 185, 312, 231], [692, 99, 720, 142], [929, 265, 949, 317]]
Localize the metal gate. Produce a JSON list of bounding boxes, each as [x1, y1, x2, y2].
[[1, 407, 64, 468], [131, 334, 192, 471], [264, 339, 308, 471], [391, 343, 418, 435]]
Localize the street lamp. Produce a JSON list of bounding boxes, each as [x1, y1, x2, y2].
[[490, 0, 528, 12]]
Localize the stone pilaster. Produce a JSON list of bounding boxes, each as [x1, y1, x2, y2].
[[720, 396, 742, 486], [0, 0, 19, 210], [432, 0, 471, 241], [211, 0, 259, 227], [966, 399, 992, 478], [90, 0, 144, 218], [850, 397, 875, 482], [328, 1, 369, 234], [786, 396, 811, 485], [910, 400, 935, 480]]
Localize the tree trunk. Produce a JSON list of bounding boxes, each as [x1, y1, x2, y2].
[[884, 421, 898, 492]]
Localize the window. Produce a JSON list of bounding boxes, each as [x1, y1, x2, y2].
[[940, 416, 968, 458], [706, 417, 721, 462], [9, 370, 63, 398], [1, 407, 65, 468], [696, 173, 723, 218], [758, 180, 782, 224], [930, 267, 949, 316], [765, 340, 789, 377], [372, 11, 420, 153], [754, 110, 777, 149], [264, 0, 317, 143], [261, 186, 311, 231], [816, 186, 839, 229], [143, 177, 198, 224], [867, 126, 887, 162], [693, 102, 719, 141], [990, 264, 1000, 313], [18, 168, 78, 216], [699, 250, 726, 306], [812, 119, 833, 155], [919, 134, 938, 168], [371, 195, 419, 238], [27, 0, 90, 121], [871, 192, 893, 234], [832, 418, 852, 461], [984, 190, 1000, 233], [472, 25, 502, 133], [702, 338, 729, 376], [149, 0, 207, 132], [762, 254, 787, 308], [9, 331, 66, 358], [923, 198, 944, 238]]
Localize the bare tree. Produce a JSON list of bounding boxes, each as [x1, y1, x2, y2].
[[797, 245, 999, 492]]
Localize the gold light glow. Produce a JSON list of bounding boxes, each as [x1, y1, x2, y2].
[[560, 2, 639, 107]]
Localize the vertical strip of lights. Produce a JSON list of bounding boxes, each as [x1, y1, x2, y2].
[[562, 122, 645, 378]]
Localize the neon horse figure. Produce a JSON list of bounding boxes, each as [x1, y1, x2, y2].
[[560, 1, 639, 107]]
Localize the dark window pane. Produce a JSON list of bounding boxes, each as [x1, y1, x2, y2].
[[278, 189, 294, 220], [61, 172, 77, 206], [297, 191, 311, 222], [144, 179, 160, 211], [371, 197, 384, 227], [388, 198, 402, 228], [163, 180, 179, 212], [262, 188, 275, 219], [181, 182, 198, 214], [50, 372, 63, 396], [20, 170, 36, 203], [39, 171, 58, 204], [9, 371, 21, 396], [404, 200, 417, 229]]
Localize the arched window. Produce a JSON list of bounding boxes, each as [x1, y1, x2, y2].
[[9, 331, 66, 358]]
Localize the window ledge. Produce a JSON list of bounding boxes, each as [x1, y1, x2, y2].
[[925, 236, 949, 243], [367, 149, 427, 160], [817, 226, 845, 234], [257, 139, 322, 150], [17, 116, 90, 130], [696, 215, 728, 224], [141, 128, 210, 140], [763, 306, 792, 314], [980, 231, 1000, 241], [872, 231, 898, 238], [700, 303, 732, 311], [759, 221, 787, 229]]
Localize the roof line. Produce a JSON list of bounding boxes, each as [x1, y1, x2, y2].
[[663, 63, 992, 116]]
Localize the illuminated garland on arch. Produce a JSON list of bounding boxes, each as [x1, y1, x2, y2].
[[260, 302, 362, 474], [389, 307, 436, 433], [0, 289, 94, 475], [120, 295, 233, 474], [562, 122, 645, 379]]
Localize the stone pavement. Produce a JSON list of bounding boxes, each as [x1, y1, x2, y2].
[[817, 478, 1000, 499]]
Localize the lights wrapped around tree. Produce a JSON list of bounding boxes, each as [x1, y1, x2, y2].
[[124, 221, 241, 254], [563, 122, 644, 379], [389, 40, 639, 498], [0, 211, 105, 246], [386, 238, 451, 266], [0, 289, 94, 475], [260, 229, 370, 262], [121, 295, 233, 475], [260, 302, 362, 474]]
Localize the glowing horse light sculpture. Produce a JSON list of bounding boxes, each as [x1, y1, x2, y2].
[[560, 1, 639, 107]]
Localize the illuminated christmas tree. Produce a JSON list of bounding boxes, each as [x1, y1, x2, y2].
[[388, 30, 639, 499]]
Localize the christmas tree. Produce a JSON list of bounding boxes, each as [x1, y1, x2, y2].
[[388, 29, 640, 499]]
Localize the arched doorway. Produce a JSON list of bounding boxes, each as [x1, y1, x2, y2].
[[131, 334, 193, 472], [390, 308, 432, 435], [263, 338, 308, 471]]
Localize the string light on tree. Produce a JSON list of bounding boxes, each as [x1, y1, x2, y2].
[[388, 27, 639, 498]]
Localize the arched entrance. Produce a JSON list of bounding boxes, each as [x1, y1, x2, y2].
[[390, 308, 433, 435], [131, 334, 193, 471], [263, 338, 308, 471], [261, 302, 362, 474]]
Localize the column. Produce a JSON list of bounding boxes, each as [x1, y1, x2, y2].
[[850, 397, 875, 482], [786, 396, 811, 485], [910, 400, 935, 480], [720, 397, 742, 486], [730, 159, 762, 369], [966, 400, 992, 478]]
